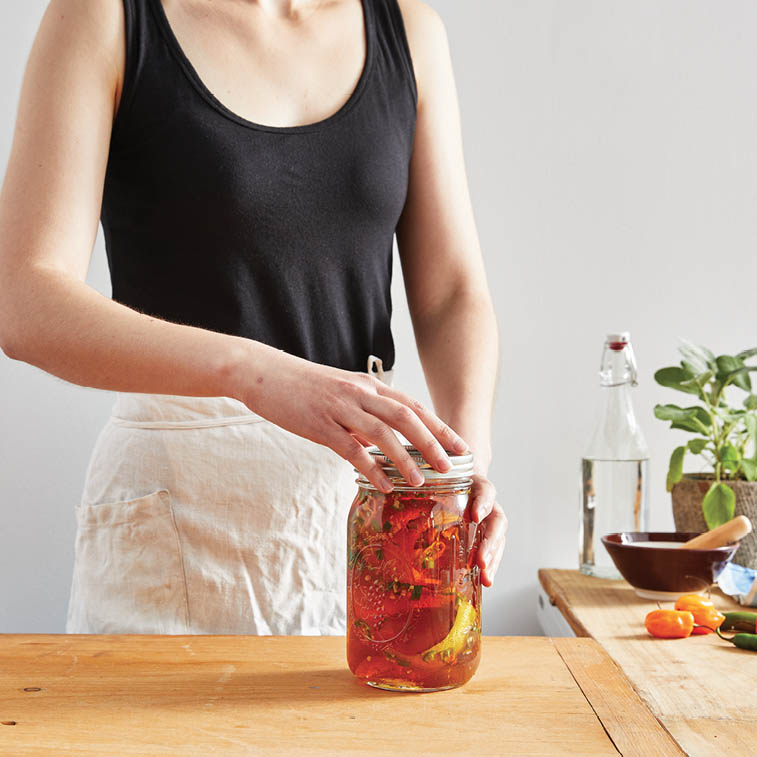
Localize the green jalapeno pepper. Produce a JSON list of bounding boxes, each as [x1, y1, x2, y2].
[[716, 624, 757, 651], [719, 611, 757, 634]]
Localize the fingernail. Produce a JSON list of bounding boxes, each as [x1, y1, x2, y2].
[[469, 498, 479, 522], [436, 456, 452, 472], [379, 477, 394, 493], [410, 470, 425, 487], [452, 437, 469, 453]]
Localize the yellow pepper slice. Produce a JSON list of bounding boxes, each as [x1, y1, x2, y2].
[[422, 599, 477, 662]]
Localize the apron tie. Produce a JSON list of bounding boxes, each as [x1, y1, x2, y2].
[[367, 355, 386, 384]]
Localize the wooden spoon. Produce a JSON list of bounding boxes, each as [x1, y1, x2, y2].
[[680, 515, 752, 550]]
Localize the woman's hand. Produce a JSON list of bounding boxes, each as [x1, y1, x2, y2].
[[234, 347, 469, 493], [470, 474, 507, 587]]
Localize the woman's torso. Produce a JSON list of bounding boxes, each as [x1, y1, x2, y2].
[[103, 0, 417, 372]]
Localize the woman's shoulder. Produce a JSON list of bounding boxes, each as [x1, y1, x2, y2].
[[42, 0, 125, 43], [396, 0, 448, 41], [395, 0, 452, 104], [36, 0, 126, 112], [396, 0, 444, 31]]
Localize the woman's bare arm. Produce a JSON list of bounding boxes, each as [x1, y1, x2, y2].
[[0, 0, 466, 491], [0, 0, 249, 396], [398, 0, 505, 584]]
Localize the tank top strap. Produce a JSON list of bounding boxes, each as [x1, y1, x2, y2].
[[367, 0, 418, 106], [115, 0, 164, 135]]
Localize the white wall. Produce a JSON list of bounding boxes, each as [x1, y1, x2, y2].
[[2, 1, 757, 634]]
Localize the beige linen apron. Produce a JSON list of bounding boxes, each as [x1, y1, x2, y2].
[[66, 359, 392, 635]]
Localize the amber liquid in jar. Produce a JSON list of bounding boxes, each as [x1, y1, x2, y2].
[[347, 452, 481, 692]]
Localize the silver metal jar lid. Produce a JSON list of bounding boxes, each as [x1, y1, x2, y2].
[[357, 444, 475, 482]]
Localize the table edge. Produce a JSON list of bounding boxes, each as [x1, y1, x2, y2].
[[538, 568, 592, 637]]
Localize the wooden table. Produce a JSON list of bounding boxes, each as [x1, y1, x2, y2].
[[0, 634, 678, 756], [539, 569, 757, 757]]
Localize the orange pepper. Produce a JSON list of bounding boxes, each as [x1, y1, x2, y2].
[[691, 607, 726, 632], [674, 594, 714, 612], [674, 594, 725, 632], [645, 609, 694, 638]]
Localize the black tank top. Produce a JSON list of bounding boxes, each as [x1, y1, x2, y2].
[[103, 0, 417, 372]]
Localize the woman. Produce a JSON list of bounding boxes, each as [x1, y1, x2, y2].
[[0, 0, 505, 634]]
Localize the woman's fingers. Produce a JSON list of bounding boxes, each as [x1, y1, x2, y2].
[[375, 383, 469, 456], [328, 414, 426, 490], [321, 373, 470, 487], [477, 502, 508, 587], [361, 394, 452, 474], [351, 432, 374, 447], [469, 475, 497, 523], [348, 411, 427, 486], [326, 425, 393, 493]]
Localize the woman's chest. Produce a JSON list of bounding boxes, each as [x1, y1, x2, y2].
[[110, 111, 413, 242], [160, 0, 367, 129]]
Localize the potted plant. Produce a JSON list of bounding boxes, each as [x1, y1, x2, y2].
[[655, 340, 757, 568]]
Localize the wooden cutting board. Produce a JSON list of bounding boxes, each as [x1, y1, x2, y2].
[[0, 634, 676, 755], [540, 569, 757, 757]]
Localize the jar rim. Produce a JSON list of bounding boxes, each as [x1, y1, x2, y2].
[[356, 444, 475, 482]]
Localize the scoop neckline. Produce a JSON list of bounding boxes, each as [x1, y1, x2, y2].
[[148, 0, 375, 134]]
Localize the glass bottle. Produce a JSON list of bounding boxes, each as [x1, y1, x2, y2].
[[347, 445, 481, 692], [580, 332, 649, 578]]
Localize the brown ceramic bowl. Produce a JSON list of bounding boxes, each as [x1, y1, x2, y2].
[[601, 532, 739, 600]]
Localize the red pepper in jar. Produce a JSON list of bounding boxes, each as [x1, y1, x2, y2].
[[347, 446, 481, 692]]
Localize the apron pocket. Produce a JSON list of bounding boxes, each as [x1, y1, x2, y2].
[[67, 489, 190, 634]]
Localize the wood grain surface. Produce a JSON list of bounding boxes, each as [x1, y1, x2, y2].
[[540, 569, 756, 757], [0, 634, 639, 756], [551, 638, 683, 756]]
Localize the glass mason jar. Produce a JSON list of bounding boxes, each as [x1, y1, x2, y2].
[[346, 445, 481, 692]]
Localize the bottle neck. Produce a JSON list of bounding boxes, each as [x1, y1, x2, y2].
[[585, 380, 649, 461], [600, 346, 638, 387]]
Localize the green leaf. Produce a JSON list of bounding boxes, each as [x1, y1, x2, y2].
[[702, 483, 736, 529], [742, 459, 757, 482], [666, 446, 686, 492], [685, 369, 713, 385], [679, 340, 716, 370], [722, 442, 739, 460], [700, 345, 717, 364], [716, 354, 744, 376], [717, 355, 752, 392], [654, 367, 700, 394], [688, 406, 711, 426], [730, 370, 752, 392], [737, 348, 757, 361], [680, 360, 701, 377], [680, 371, 714, 398], [746, 414, 757, 461], [744, 395, 757, 411], [670, 422, 701, 433], [721, 409, 746, 419], [654, 404, 711, 433], [687, 438, 709, 454], [653, 404, 687, 421], [721, 443, 741, 472]]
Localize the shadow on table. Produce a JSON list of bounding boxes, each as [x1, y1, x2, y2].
[[114, 666, 412, 709]]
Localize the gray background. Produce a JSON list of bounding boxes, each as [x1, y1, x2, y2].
[[2, 0, 756, 634]]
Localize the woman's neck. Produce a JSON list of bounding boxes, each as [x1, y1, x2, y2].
[[250, 0, 325, 21]]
